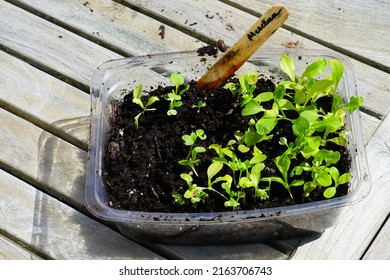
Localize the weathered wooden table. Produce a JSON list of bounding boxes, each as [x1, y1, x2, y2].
[[1, 0, 389, 260]]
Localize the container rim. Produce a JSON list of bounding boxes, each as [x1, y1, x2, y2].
[[86, 48, 371, 225]]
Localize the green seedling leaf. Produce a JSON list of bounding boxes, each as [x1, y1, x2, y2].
[[184, 186, 205, 199], [250, 146, 267, 165], [214, 174, 233, 186], [275, 153, 290, 182], [265, 103, 280, 118], [179, 84, 190, 95], [239, 75, 250, 93], [238, 144, 250, 153], [300, 109, 319, 122], [315, 149, 341, 165], [254, 91, 274, 102], [278, 99, 296, 111], [180, 173, 193, 185], [292, 116, 310, 136], [192, 146, 206, 159], [327, 136, 347, 146], [167, 109, 177, 116], [146, 96, 159, 107], [244, 130, 262, 147], [280, 53, 295, 81], [293, 162, 311, 175], [316, 169, 332, 187], [323, 187, 336, 198], [255, 188, 269, 200], [331, 95, 343, 113], [338, 173, 351, 185], [343, 96, 364, 111], [165, 92, 182, 101], [170, 72, 185, 87], [171, 190, 185, 206], [328, 59, 344, 88], [242, 100, 264, 116], [132, 84, 144, 108], [307, 79, 334, 96], [273, 85, 285, 101], [291, 180, 305, 187], [300, 136, 321, 159], [301, 58, 327, 79], [247, 70, 260, 84], [224, 198, 240, 208], [250, 162, 265, 185], [224, 82, 239, 93], [134, 113, 142, 128], [207, 162, 223, 182], [256, 117, 278, 135], [239, 177, 256, 188], [182, 134, 195, 146], [279, 137, 288, 146], [303, 181, 317, 197], [196, 129, 206, 140], [329, 166, 340, 182], [314, 115, 343, 132]]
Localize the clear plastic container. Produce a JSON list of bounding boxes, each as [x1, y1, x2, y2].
[[86, 49, 370, 244]]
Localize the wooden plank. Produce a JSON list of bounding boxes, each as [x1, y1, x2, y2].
[[363, 217, 390, 260], [12, 0, 203, 55], [0, 1, 120, 87], [154, 243, 289, 260], [0, 108, 290, 259], [224, 0, 390, 70], [0, 169, 163, 259], [3, 1, 390, 119], [0, 0, 383, 260], [0, 235, 41, 260], [291, 111, 390, 259], [122, 0, 390, 119], [0, 50, 90, 146], [0, 104, 288, 259], [0, 108, 88, 210]]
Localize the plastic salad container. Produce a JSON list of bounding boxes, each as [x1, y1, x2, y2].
[[86, 49, 370, 244]]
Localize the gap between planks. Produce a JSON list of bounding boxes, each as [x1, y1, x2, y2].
[[220, 0, 390, 74]]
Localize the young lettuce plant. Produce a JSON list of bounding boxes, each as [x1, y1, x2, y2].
[[165, 72, 190, 115], [132, 84, 159, 128], [178, 129, 207, 176], [172, 54, 364, 209]]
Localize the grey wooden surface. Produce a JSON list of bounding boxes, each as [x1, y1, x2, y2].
[[0, 0, 389, 259]]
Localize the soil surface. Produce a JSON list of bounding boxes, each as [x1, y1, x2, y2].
[[103, 65, 350, 214]]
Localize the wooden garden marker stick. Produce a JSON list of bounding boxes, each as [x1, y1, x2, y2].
[[196, 6, 289, 88]]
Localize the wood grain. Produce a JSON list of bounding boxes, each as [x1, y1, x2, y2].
[[225, 0, 390, 70], [363, 217, 390, 259], [0, 168, 163, 259], [0, 50, 90, 145], [1, 0, 389, 260], [122, 0, 390, 118], [0, 1, 119, 87], [0, 235, 41, 260]]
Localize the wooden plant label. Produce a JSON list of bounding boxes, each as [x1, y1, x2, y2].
[[197, 6, 289, 88]]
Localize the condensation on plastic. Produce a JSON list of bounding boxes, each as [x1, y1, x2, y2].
[[86, 49, 371, 244]]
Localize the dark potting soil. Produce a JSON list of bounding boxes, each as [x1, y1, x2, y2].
[[102, 74, 351, 213]]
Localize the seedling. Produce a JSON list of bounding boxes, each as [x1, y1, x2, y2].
[[132, 84, 159, 128], [165, 73, 190, 115], [175, 52, 363, 207], [192, 100, 206, 113], [179, 129, 207, 176], [128, 55, 364, 209]]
